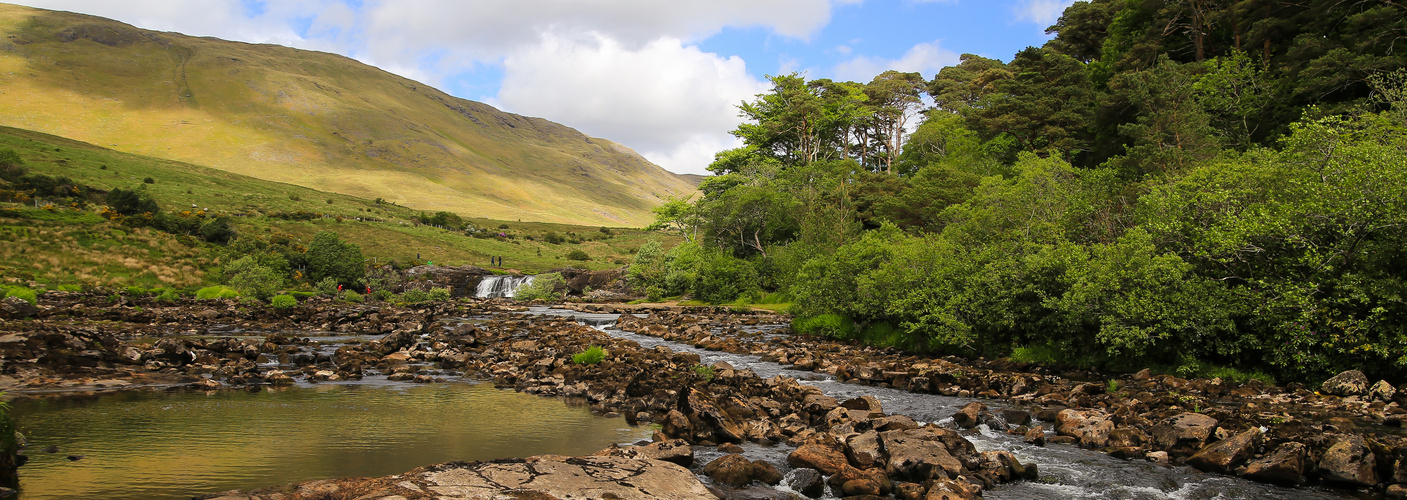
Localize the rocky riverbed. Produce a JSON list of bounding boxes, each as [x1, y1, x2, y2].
[[2, 293, 1405, 498]]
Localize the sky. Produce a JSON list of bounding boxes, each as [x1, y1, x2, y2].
[[9, 0, 1074, 175]]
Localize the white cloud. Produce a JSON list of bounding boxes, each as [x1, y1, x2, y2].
[[493, 34, 767, 175], [831, 39, 960, 82], [1014, 0, 1076, 27]]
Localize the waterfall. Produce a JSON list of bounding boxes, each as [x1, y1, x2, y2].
[[475, 275, 536, 299]]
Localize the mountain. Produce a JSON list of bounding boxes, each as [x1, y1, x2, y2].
[[0, 3, 695, 226]]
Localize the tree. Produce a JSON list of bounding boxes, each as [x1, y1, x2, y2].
[[646, 195, 701, 242], [305, 231, 365, 286], [967, 48, 1097, 159], [105, 187, 159, 216], [0, 148, 23, 182], [865, 71, 926, 173]]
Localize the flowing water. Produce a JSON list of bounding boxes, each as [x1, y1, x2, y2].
[[521, 307, 1359, 500], [8, 381, 648, 500], [475, 275, 536, 298]]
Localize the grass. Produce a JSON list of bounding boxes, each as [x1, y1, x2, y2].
[[572, 345, 607, 365], [0, 209, 217, 289], [0, 5, 696, 227]]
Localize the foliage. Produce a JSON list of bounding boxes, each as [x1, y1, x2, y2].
[[270, 294, 297, 308], [195, 286, 239, 300], [398, 289, 431, 304], [691, 364, 715, 381], [0, 286, 36, 305], [315, 277, 340, 295], [565, 249, 590, 261], [341, 290, 365, 303], [515, 273, 565, 302], [225, 255, 283, 301], [572, 345, 607, 365], [305, 231, 365, 286], [428, 287, 451, 301]]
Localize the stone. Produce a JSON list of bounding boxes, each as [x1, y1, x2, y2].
[[1187, 428, 1261, 474], [840, 395, 884, 417], [415, 456, 716, 499], [881, 428, 967, 481], [873, 414, 921, 432], [1318, 434, 1378, 487], [1106, 427, 1146, 449], [0, 297, 37, 319], [1321, 370, 1369, 397], [1387, 484, 1407, 500], [999, 409, 1031, 426], [594, 439, 695, 467], [952, 402, 986, 429], [846, 430, 885, 469], [1149, 413, 1218, 455], [827, 464, 890, 496], [1240, 442, 1306, 486], [1023, 426, 1046, 446], [1146, 451, 1170, 465], [787, 443, 848, 476], [1055, 409, 1114, 448], [924, 476, 978, 500], [703, 454, 757, 487], [784, 468, 824, 498], [801, 393, 838, 414], [1370, 380, 1397, 402]]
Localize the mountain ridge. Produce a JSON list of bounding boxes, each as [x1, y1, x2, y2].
[[0, 3, 695, 226]]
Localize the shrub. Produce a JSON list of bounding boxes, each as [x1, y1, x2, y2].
[[142, 177, 155, 184], [399, 289, 431, 304], [125, 285, 147, 296], [289, 291, 316, 299], [565, 249, 591, 261], [573, 345, 607, 365], [315, 277, 340, 295], [692, 364, 715, 381], [793, 313, 855, 339], [305, 231, 365, 285], [1, 286, 36, 305], [57, 284, 82, 292], [155, 289, 180, 302], [543, 231, 565, 244], [270, 294, 297, 308], [196, 286, 239, 300], [429, 287, 451, 301], [226, 256, 283, 300], [341, 290, 365, 303], [515, 273, 565, 301]]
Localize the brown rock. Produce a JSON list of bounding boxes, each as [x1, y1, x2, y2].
[[1370, 380, 1397, 402], [847, 430, 886, 469], [703, 454, 756, 487], [1386, 484, 1407, 500], [1318, 434, 1378, 487], [952, 402, 987, 429], [784, 468, 824, 497], [1187, 428, 1261, 474], [1023, 426, 1046, 446], [1055, 409, 1114, 448], [1150, 413, 1218, 455], [1321, 370, 1369, 397], [924, 477, 978, 500], [596, 439, 695, 467], [788, 443, 848, 476], [418, 456, 715, 499], [881, 428, 966, 481], [1240, 442, 1307, 486], [841, 395, 884, 416]]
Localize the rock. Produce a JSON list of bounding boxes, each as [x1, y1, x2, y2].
[[881, 428, 967, 481], [787, 443, 848, 476], [999, 409, 1031, 426], [827, 465, 890, 496], [1133, 368, 1153, 380], [1187, 428, 1261, 474], [1023, 426, 1046, 446], [426, 455, 712, 499], [595, 439, 695, 467], [840, 395, 884, 417], [784, 468, 824, 498], [1106, 427, 1146, 449], [0, 297, 37, 319], [846, 430, 885, 469], [1387, 484, 1407, 500], [1149, 412, 1218, 456], [1146, 451, 1170, 465], [687, 389, 745, 443], [952, 402, 987, 429], [703, 454, 758, 487], [801, 393, 838, 414], [1370, 380, 1397, 402], [924, 476, 978, 500], [1240, 442, 1306, 486], [1055, 409, 1114, 448], [1320, 370, 1369, 397], [873, 415, 921, 432], [719, 443, 745, 454], [1393, 446, 1407, 484], [1318, 434, 1378, 487]]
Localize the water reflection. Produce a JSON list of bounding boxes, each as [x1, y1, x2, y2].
[[9, 382, 647, 500]]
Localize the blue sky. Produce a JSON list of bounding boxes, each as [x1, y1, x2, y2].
[[11, 0, 1073, 174]]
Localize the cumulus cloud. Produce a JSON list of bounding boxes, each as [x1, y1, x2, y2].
[[1014, 0, 1076, 27], [493, 34, 767, 175], [831, 39, 960, 82]]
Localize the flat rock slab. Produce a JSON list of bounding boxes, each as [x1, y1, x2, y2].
[[206, 455, 719, 500]]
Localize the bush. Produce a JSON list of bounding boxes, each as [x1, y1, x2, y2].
[[399, 289, 431, 304], [573, 345, 607, 365], [793, 313, 856, 339], [289, 291, 316, 299], [1, 286, 36, 305], [515, 273, 565, 301], [196, 286, 239, 300], [565, 249, 591, 261], [341, 290, 365, 303], [692, 364, 715, 381], [429, 287, 451, 301], [155, 289, 181, 302], [305, 231, 365, 285], [125, 285, 147, 296], [57, 284, 82, 292], [226, 256, 283, 300], [543, 231, 565, 244], [315, 277, 340, 295], [270, 294, 297, 308]]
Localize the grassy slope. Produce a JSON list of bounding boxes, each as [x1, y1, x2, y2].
[[0, 125, 678, 289], [0, 3, 696, 227]]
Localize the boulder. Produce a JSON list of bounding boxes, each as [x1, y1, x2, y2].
[[1023, 426, 1046, 446], [1187, 428, 1260, 474], [1055, 409, 1114, 448], [1318, 434, 1378, 487], [1149, 413, 1218, 455], [784, 468, 824, 498], [787, 443, 848, 476], [1320, 370, 1369, 397], [1241, 442, 1306, 486], [881, 428, 967, 481], [924, 476, 978, 500], [0, 297, 38, 319], [952, 402, 987, 429], [703, 454, 757, 487], [1369, 380, 1397, 402], [840, 395, 885, 417], [594, 439, 694, 467], [846, 430, 886, 469]]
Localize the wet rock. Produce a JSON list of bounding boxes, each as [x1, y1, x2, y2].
[[952, 402, 986, 429], [1187, 428, 1261, 474], [1023, 426, 1046, 446], [787, 443, 848, 476], [924, 476, 978, 500], [1393, 446, 1407, 484], [999, 409, 1031, 426], [411, 455, 715, 499], [827, 464, 891, 496], [1387, 484, 1407, 500], [595, 439, 695, 467], [874, 414, 920, 432], [0, 297, 38, 319], [1146, 451, 1170, 465], [1150, 413, 1218, 456], [703, 454, 757, 487], [1318, 434, 1378, 487], [840, 395, 884, 417], [1241, 441, 1306, 486], [687, 389, 745, 443], [784, 468, 824, 498], [1320, 370, 1369, 397]]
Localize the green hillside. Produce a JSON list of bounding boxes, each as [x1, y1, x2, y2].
[[0, 3, 695, 226]]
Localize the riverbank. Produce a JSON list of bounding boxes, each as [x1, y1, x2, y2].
[[1, 294, 1404, 498]]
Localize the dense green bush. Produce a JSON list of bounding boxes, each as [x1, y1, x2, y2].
[[341, 290, 365, 303], [429, 287, 451, 301], [305, 231, 365, 286], [225, 255, 283, 301], [270, 294, 297, 309], [196, 286, 239, 300], [399, 289, 430, 304], [515, 273, 565, 301], [565, 249, 590, 261], [0, 286, 36, 305]]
